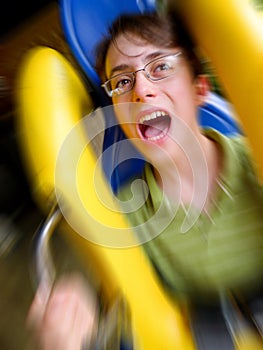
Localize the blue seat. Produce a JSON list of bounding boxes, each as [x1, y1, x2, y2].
[[60, 0, 242, 194], [60, 0, 156, 101], [199, 92, 242, 136]]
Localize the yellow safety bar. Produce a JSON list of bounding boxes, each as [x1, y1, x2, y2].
[[175, 1, 263, 348], [174, 0, 263, 180], [15, 46, 195, 350]]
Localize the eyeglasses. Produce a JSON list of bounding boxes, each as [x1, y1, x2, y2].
[[102, 52, 182, 97]]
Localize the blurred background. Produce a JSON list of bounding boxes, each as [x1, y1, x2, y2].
[[1, 0, 263, 349], [1, 1, 88, 349]]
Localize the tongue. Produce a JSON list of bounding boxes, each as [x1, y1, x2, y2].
[[144, 119, 167, 138]]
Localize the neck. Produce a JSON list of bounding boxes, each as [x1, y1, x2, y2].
[[153, 134, 222, 211]]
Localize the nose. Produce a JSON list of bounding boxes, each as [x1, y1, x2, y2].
[[131, 71, 157, 103]]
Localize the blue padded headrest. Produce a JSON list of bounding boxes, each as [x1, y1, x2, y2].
[[60, 0, 156, 100], [102, 93, 242, 193], [199, 93, 242, 135]]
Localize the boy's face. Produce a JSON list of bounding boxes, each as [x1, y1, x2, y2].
[[105, 33, 207, 164]]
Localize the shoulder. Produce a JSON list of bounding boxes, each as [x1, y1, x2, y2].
[[205, 128, 257, 170], [205, 129, 262, 190]]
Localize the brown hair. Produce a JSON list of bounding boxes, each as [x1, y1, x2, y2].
[[95, 12, 204, 83]]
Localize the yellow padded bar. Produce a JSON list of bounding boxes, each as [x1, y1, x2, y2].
[[174, 0, 263, 179], [16, 47, 195, 350], [175, 1, 263, 348]]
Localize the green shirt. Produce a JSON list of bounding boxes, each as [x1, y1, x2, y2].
[[117, 130, 263, 301]]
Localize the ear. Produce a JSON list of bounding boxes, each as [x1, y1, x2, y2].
[[194, 74, 210, 106]]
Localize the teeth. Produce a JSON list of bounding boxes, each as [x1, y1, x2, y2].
[[147, 131, 166, 141], [139, 110, 166, 124]]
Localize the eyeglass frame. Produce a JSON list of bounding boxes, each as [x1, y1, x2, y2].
[[101, 51, 183, 98]]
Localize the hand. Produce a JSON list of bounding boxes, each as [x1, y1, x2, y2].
[[27, 273, 99, 350]]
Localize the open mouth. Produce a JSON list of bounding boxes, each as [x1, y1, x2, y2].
[[138, 110, 171, 141]]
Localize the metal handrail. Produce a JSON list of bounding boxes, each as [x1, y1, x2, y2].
[[33, 203, 62, 302]]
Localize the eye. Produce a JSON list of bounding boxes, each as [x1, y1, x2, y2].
[[156, 62, 172, 72], [152, 60, 173, 75], [149, 57, 177, 79], [111, 75, 133, 91]]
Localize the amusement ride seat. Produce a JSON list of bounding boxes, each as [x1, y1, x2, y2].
[[15, 0, 244, 349]]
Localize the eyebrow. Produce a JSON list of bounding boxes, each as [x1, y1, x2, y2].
[[108, 50, 171, 78], [109, 64, 130, 78]]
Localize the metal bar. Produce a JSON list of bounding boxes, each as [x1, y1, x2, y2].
[[34, 203, 62, 302]]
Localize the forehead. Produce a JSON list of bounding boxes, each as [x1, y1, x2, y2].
[[105, 34, 175, 77]]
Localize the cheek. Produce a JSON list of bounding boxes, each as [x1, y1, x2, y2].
[[113, 106, 137, 139], [114, 103, 129, 125], [167, 65, 196, 98], [168, 78, 197, 110], [171, 75, 196, 98], [119, 124, 135, 140]]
